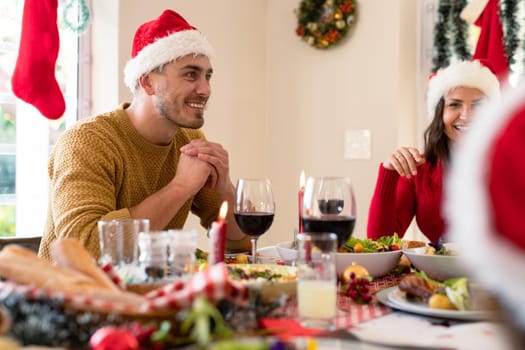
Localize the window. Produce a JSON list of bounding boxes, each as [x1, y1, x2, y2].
[[0, 0, 90, 237]]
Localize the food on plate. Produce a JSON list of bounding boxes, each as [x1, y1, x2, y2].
[[398, 274, 437, 302], [341, 263, 370, 283], [227, 264, 296, 283], [224, 253, 249, 264], [225, 264, 297, 303], [401, 240, 427, 250], [398, 273, 478, 311], [340, 233, 402, 253], [195, 248, 250, 266], [428, 293, 456, 310], [425, 240, 458, 256]]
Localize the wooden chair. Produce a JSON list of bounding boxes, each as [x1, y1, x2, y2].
[[0, 236, 41, 253]]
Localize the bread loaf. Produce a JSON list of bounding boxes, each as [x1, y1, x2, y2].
[[0, 245, 108, 294], [50, 238, 119, 291]]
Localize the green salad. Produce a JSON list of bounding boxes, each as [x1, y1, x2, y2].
[[341, 233, 402, 253]]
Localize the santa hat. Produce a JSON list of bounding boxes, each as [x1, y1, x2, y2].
[[124, 9, 214, 92], [426, 60, 500, 120], [446, 81, 525, 332]]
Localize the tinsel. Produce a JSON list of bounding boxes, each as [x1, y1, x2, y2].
[[451, 0, 470, 61], [499, 0, 519, 69], [431, 0, 471, 72], [432, 0, 451, 71]]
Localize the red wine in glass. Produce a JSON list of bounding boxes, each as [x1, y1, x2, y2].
[[234, 212, 274, 237], [234, 178, 275, 263], [302, 177, 356, 248], [318, 199, 344, 215], [302, 216, 356, 248]]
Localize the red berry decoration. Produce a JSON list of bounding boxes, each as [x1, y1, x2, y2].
[[345, 272, 373, 304], [90, 326, 140, 350]]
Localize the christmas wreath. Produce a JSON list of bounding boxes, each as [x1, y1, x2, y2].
[[295, 0, 357, 49]]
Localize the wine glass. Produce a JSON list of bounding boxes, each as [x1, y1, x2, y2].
[[234, 178, 275, 264], [301, 176, 356, 248]]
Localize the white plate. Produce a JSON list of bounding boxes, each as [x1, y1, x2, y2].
[[376, 286, 491, 321]]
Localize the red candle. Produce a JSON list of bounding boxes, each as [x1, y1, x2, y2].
[[298, 170, 305, 233], [209, 201, 228, 265]]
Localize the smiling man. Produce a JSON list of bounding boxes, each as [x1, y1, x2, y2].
[[39, 9, 250, 262]]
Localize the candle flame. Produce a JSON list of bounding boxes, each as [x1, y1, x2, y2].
[[300, 170, 306, 189], [219, 201, 228, 220]]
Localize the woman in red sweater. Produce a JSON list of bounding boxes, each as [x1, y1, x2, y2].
[[367, 60, 500, 242]]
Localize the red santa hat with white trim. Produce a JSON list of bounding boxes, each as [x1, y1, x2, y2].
[[426, 60, 500, 120], [446, 81, 525, 332], [124, 9, 214, 92]]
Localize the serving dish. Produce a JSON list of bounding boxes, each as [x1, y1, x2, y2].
[[226, 264, 297, 303], [335, 250, 403, 278], [403, 243, 469, 281], [276, 241, 402, 278]]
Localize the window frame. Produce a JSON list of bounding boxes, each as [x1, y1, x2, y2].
[[0, 0, 91, 237]]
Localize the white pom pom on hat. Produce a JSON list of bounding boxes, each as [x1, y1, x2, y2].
[[124, 9, 214, 92], [426, 60, 500, 120]]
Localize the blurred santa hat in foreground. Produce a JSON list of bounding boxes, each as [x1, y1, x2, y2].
[[446, 80, 525, 337]]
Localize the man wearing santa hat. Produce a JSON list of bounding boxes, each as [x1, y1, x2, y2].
[[38, 9, 250, 262], [446, 79, 525, 347]]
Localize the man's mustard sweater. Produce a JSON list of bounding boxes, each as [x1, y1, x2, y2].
[[39, 103, 236, 262]]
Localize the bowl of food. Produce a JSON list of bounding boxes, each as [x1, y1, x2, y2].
[[336, 234, 404, 278], [403, 242, 469, 281], [226, 264, 298, 303], [335, 250, 403, 278]]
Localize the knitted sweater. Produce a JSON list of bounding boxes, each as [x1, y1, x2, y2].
[[39, 103, 223, 262], [366, 161, 445, 242]]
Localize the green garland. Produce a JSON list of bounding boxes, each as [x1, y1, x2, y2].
[[295, 0, 357, 49], [62, 0, 91, 34], [499, 0, 519, 69], [451, 0, 470, 61], [431, 0, 471, 72], [432, 0, 452, 71]]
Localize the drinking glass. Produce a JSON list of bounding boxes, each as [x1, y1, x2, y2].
[[234, 178, 275, 264], [296, 232, 338, 330], [98, 218, 150, 282], [301, 176, 356, 248]]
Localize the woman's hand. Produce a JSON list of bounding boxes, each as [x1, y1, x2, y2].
[[383, 146, 426, 178]]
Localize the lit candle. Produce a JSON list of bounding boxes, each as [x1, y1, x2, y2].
[[299, 170, 305, 233], [209, 201, 228, 265]]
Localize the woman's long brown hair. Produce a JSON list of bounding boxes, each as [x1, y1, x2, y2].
[[423, 98, 450, 167]]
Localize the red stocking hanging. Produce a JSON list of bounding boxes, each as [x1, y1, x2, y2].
[[11, 0, 65, 120], [469, 0, 509, 83]]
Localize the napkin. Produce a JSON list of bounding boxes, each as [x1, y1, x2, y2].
[[350, 313, 514, 349], [142, 262, 248, 311], [259, 318, 326, 340], [0, 262, 248, 315]]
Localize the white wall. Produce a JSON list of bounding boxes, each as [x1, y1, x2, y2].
[[91, 0, 419, 250]]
